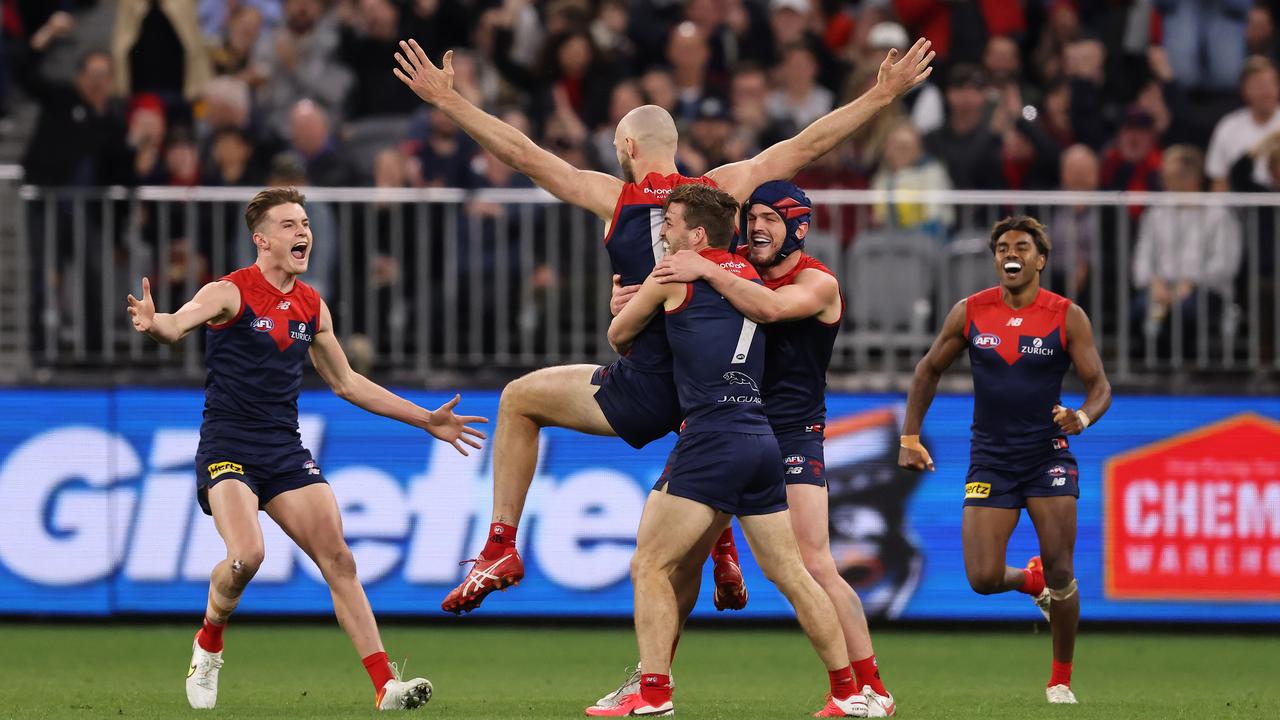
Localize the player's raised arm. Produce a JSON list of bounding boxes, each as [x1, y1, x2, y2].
[[608, 275, 678, 355], [899, 299, 969, 471], [393, 40, 621, 220], [1054, 304, 1112, 435], [309, 299, 487, 455], [706, 39, 934, 202], [126, 277, 239, 345], [653, 249, 836, 324]]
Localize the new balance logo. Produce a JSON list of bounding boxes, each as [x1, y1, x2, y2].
[[1006, 317, 1023, 326]]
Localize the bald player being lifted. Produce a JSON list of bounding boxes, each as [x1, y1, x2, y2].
[[394, 35, 934, 614]]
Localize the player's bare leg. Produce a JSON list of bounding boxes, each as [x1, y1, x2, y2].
[[737, 510, 866, 717], [266, 484, 431, 709], [443, 364, 616, 613], [1027, 496, 1080, 703], [187, 480, 264, 708], [960, 506, 1026, 594], [790, 484, 894, 715]]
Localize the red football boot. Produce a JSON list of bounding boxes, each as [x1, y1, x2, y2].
[[440, 545, 524, 614]]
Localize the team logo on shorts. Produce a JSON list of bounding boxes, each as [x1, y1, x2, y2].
[[973, 333, 1001, 349], [303, 459, 321, 476], [207, 461, 243, 479], [965, 481, 992, 499], [1048, 465, 1067, 487], [250, 317, 274, 332], [784, 455, 806, 465]]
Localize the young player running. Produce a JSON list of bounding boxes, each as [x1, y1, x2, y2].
[[594, 182, 895, 716], [587, 184, 866, 718], [392, 37, 934, 613], [126, 187, 487, 710], [898, 216, 1112, 704]]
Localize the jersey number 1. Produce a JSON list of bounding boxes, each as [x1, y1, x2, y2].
[[731, 318, 757, 364], [649, 208, 665, 263]]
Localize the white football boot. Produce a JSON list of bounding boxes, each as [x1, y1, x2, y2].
[[594, 666, 641, 709], [186, 637, 223, 709], [861, 685, 897, 717], [1046, 684, 1078, 704], [376, 661, 433, 710]]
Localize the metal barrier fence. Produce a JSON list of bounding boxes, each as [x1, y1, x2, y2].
[[4, 183, 1278, 389]]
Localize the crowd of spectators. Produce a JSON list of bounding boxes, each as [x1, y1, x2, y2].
[[4, 0, 1277, 358]]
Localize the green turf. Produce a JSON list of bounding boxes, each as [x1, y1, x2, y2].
[[0, 623, 1275, 719]]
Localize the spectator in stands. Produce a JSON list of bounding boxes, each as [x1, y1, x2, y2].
[[993, 84, 1061, 190], [260, 151, 335, 293], [398, 0, 469, 63], [1247, 4, 1278, 59], [766, 42, 835, 133], [924, 64, 1003, 189], [1039, 80, 1074, 147], [590, 0, 637, 75], [639, 67, 679, 117], [870, 124, 952, 235], [767, 0, 844, 94], [1132, 145, 1243, 354], [210, 4, 265, 79], [1227, 129, 1280, 359], [1061, 36, 1115, 150], [730, 64, 771, 155], [985, 34, 1038, 107], [1158, 0, 1250, 91], [1206, 55, 1280, 191], [1101, 107, 1164, 195], [112, 0, 212, 103], [1031, 0, 1081, 85], [894, 0, 1025, 65], [287, 99, 356, 186], [254, 0, 351, 139], [1134, 46, 1197, 148], [203, 128, 262, 186], [591, 81, 643, 174], [164, 127, 201, 187], [683, 96, 745, 176], [667, 21, 713, 123], [860, 21, 943, 135], [128, 92, 168, 184], [339, 0, 420, 119], [1048, 144, 1102, 299], [413, 108, 476, 188], [199, 0, 281, 39]]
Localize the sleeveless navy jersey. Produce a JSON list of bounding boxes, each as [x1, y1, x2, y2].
[[202, 265, 321, 437], [756, 253, 842, 432], [665, 248, 771, 434], [965, 286, 1073, 453], [605, 171, 719, 373]]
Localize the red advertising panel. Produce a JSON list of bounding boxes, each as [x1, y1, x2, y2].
[[1105, 413, 1280, 600]]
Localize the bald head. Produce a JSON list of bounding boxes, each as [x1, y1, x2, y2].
[[614, 104, 678, 182], [1060, 144, 1099, 191]]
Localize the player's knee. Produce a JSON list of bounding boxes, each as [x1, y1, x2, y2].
[[966, 567, 1005, 595], [229, 549, 264, 584], [500, 373, 542, 415], [1041, 556, 1074, 590], [323, 545, 358, 580]]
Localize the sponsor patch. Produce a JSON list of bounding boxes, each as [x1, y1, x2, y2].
[[303, 459, 321, 476], [965, 481, 992, 499], [1049, 465, 1066, 477], [784, 455, 806, 465], [973, 333, 1001, 349], [207, 461, 243, 479]]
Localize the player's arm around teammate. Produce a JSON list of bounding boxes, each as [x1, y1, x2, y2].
[[607, 274, 681, 355]]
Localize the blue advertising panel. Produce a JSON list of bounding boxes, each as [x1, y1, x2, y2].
[[0, 388, 1276, 622]]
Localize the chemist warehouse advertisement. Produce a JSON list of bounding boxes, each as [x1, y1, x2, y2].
[[0, 388, 1275, 622]]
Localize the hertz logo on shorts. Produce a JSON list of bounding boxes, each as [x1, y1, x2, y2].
[[207, 461, 243, 479], [965, 481, 992, 499]]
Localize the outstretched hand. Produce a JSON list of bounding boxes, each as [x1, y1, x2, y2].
[[876, 38, 935, 98], [126, 277, 156, 334], [394, 39, 455, 105], [426, 394, 488, 455]]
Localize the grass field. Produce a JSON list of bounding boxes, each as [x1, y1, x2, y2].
[[0, 623, 1276, 719]]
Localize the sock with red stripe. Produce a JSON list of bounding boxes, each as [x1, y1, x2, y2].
[[1019, 568, 1045, 596], [363, 651, 395, 692], [481, 522, 516, 558], [640, 673, 673, 707], [1049, 660, 1072, 688], [713, 527, 738, 562], [828, 665, 857, 700], [852, 655, 888, 696], [196, 616, 224, 653]]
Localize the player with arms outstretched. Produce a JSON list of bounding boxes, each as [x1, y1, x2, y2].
[[898, 216, 1112, 704], [588, 183, 866, 718], [126, 187, 487, 710], [393, 34, 934, 614]]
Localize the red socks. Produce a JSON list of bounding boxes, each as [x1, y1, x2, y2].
[[852, 655, 888, 696], [482, 522, 517, 558], [828, 665, 857, 700], [640, 673, 673, 707], [363, 651, 395, 691], [196, 616, 225, 653], [713, 526, 738, 561], [1019, 568, 1046, 596], [1049, 660, 1072, 688]]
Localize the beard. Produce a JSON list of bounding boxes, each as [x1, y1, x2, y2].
[[619, 154, 636, 183], [748, 235, 787, 268]]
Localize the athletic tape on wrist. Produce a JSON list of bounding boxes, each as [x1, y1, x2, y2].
[[1048, 578, 1078, 602], [1076, 410, 1091, 431]]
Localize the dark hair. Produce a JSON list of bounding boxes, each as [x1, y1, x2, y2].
[[76, 49, 112, 73], [245, 186, 306, 233], [990, 215, 1052, 258], [666, 184, 740, 249]]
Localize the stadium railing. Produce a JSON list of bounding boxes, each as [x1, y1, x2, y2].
[[1, 174, 1276, 391]]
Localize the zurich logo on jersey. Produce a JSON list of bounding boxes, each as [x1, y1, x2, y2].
[[250, 317, 274, 332], [289, 321, 312, 342], [973, 333, 1001, 349]]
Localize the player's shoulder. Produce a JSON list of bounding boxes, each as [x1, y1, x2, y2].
[[1036, 288, 1073, 313], [292, 278, 324, 313], [966, 286, 1004, 307], [622, 172, 718, 202], [219, 265, 259, 286], [795, 254, 837, 282], [701, 247, 759, 280]]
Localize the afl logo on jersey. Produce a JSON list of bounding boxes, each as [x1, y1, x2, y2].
[[251, 317, 275, 332], [973, 333, 1001, 349]]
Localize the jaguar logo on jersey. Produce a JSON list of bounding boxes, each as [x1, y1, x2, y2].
[[723, 371, 759, 393], [289, 321, 312, 342], [973, 333, 1001, 349], [207, 461, 243, 479], [1021, 336, 1055, 356], [250, 317, 274, 332], [965, 481, 991, 499]]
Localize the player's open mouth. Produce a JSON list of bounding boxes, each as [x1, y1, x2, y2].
[[290, 242, 308, 260], [1003, 260, 1022, 278], [750, 232, 772, 248]]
